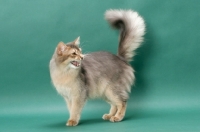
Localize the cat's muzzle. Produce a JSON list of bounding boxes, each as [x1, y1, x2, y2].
[[70, 61, 81, 67]]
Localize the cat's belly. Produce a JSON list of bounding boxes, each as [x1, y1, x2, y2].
[[87, 81, 110, 99]]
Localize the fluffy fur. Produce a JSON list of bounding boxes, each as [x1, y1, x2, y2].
[[105, 9, 145, 61], [49, 9, 145, 126]]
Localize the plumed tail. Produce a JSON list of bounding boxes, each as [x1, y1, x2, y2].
[[105, 9, 145, 62]]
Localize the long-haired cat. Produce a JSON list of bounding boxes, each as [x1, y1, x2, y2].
[[49, 9, 145, 126]]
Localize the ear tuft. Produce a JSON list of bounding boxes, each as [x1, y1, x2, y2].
[[57, 41, 66, 55], [73, 36, 80, 46]]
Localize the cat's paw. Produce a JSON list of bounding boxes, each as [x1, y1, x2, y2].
[[110, 116, 121, 122], [66, 120, 78, 126], [102, 114, 112, 120]]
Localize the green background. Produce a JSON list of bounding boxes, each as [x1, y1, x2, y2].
[[1, 0, 200, 131]]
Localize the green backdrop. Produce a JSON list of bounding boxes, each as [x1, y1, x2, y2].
[[1, 0, 200, 131]]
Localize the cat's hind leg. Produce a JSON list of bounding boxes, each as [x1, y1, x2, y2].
[[102, 104, 117, 120], [102, 88, 127, 122], [110, 101, 127, 122]]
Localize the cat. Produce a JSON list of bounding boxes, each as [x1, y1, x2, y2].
[[49, 9, 145, 126]]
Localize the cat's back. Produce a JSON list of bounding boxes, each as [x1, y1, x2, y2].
[[82, 51, 129, 70], [81, 51, 133, 79]]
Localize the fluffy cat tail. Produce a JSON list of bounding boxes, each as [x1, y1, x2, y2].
[[105, 9, 145, 62]]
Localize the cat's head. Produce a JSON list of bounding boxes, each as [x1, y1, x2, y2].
[[55, 37, 84, 69]]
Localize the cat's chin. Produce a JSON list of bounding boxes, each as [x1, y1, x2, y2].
[[70, 61, 81, 69]]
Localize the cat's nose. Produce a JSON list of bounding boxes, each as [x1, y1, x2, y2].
[[80, 54, 84, 60]]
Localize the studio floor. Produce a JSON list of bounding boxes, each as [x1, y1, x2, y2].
[[1, 96, 200, 132]]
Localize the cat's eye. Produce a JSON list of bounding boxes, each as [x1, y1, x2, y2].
[[72, 52, 76, 55]]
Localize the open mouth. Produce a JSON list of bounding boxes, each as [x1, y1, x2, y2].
[[70, 61, 81, 67]]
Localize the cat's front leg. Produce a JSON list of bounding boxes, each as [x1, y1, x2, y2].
[[66, 96, 85, 126], [64, 98, 71, 114]]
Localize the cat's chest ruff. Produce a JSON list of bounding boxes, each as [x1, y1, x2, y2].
[[51, 69, 78, 98], [52, 70, 71, 86]]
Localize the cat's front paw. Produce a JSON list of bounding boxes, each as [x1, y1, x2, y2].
[[102, 114, 112, 120], [110, 116, 121, 122], [66, 120, 78, 126]]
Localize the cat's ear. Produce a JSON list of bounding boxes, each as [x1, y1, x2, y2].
[[57, 41, 66, 56], [73, 36, 80, 46]]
